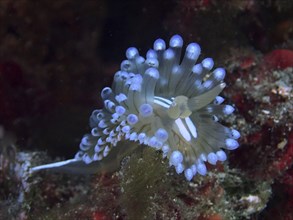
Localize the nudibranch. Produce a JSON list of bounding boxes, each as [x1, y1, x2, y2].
[[32, 35, 240, 181]]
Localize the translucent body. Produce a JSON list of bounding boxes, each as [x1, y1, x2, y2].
[[32, 35, 240, 181]]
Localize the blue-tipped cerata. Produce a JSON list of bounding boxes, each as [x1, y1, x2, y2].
[[31, 34, 240, 181]]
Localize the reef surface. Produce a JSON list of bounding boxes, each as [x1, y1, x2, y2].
[[0, 0, 292, 219]]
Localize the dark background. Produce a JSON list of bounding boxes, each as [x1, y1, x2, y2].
[[0, 0, 292, 157]]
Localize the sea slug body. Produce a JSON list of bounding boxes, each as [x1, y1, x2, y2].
[[33, 35, 240, 181]]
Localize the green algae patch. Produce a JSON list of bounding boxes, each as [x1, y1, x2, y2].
[[120, 147, 169, 220]]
